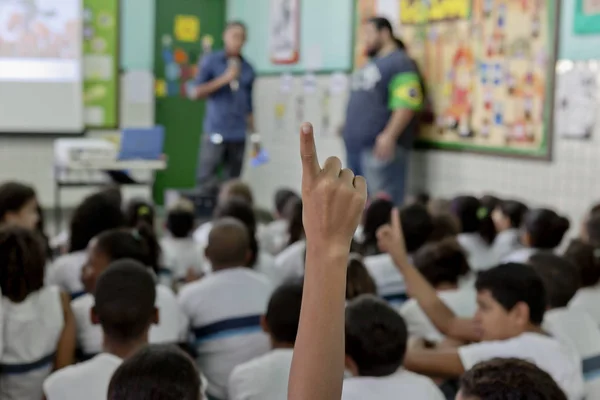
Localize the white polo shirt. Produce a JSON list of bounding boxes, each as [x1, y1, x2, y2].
[[43, 353, 122, 400], [570, 284, 600, 326], [160, 236, 208, 282], [178, 267, 272, 400], [363, 253, 407, 306], [502, 247, 538, 264], [72, 285, 188, 358], [491, 229, 522, 264], [457, 233, 495, 271], [46, 250, 88, 298], [341, 370, 445, 400], [458, 332, 585, 400], [228, 348, 293, 400], [273, 240, 306, 285], [258, 219, 289, 256], [543, 308, 600, 399], [400, 287, 477, 343]]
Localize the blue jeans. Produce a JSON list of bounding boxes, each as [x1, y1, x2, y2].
[[361, 146, 410, 205]]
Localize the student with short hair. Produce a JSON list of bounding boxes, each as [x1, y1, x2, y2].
[[273, 198, 307, 285], [364, 203, 432, 306], [529, 252, 600, 398], [565, 239, 600, 325], [451, 196, 496, 271], [160, 199, 207, 289], [0, 226, 76, 400], [503, 208, 570, 263], [491, 199, 528, 262], [44, 260, 158, 400], [376, 210, 584, 400], [125, 197, 155, 229], [107, 344, 202, 400], [179, 218, 272, 400], [0, 181, 39, 229], [345, 256, 377, 301], [228, 281, 303, 400], [72, 226, 186, 360], [260, 189, 301, 255], [457, 358, 567, 400], [342, 295, 444, 399], [400, 238, 476, 343], [427, 212, 460, 243], [47, 190, 126, 299]]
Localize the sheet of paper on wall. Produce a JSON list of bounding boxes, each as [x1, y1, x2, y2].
[[329, 72, 348, 95], [124, 70, 154, 105], [279, 73, 294, 93], [554, 60, 599, 139], [303, 73, 318, 94]]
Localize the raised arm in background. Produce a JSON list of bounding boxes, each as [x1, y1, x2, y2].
[[288, 123, 367, 400], [377, 209, 482, 343]]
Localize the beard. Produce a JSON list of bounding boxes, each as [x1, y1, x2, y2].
[[366, 42, 382, 58]]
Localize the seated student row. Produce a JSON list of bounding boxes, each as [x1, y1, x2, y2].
[[3, 179, 600, 400]]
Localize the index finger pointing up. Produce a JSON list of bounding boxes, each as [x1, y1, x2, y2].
[[300, 122, 321, 184]]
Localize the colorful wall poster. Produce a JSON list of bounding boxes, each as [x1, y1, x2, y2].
[[574, 0, 600, 34], [392, 0, 558, 158], [400, 0, 470, 24], [83, 0, 119, 128], [269, 0, 301, 64], [354, 0, 401, 69]]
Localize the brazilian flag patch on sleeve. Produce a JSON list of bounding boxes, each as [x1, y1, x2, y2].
[[388, 72, 424, 111]]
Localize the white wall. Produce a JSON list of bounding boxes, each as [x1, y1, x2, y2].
[[244, 73, 600, 234]]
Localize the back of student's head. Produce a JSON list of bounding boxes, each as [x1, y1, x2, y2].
[[428, 213, 460, 243], [0, 226, 45, 302], [400, 203, 434, 253], [265, 280, 303, 345], [451, 195, 496, 244], [475, 263, 546, 326], [346, 256, 377, 300], [206, 218, 251, 269], [428, 198, 452, 216], [166, 199, 196, 239], [413, 238, 470, 288], [493, 199, 529, 230], [361, 198, 394, 256], [214, 197, 258, 266], [68, 191, 126, 252], [345, 295, 408, 377], [480, 195, 502, 214], [407, 192, 430, 207], [586, 213, 600, 247], [94, 225, 161, 274], [125, 198, 155, 230], [285, 197, 304, 247], [528, 252, 580, 309], [0, 181, 38, 229], [274, 189, 300, 217], [458, 358, 567, 400], [94, 259, 156, 341], [523, 208, 570, 249], [564, 239, 600, 288], [108, 344, 201, 400], [218, 179, 253, 206]]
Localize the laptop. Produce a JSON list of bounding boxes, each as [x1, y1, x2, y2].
[[117, 126, 165, 161]]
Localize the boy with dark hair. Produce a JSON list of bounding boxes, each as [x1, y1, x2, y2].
[[108, 344, 202, 400], [400, 238, 476, 343], [342, 295, 444, 399], [565, 239, 600, 325], [228, 280, 303, 400], [376, 209, 584, 400], [458, 358, 567, 400], [529, 252, 600, 399], [44, 260, 158, 400], [179, 218, 271, 400]]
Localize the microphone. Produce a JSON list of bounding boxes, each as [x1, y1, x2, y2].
[[228, 58, 240, 92]]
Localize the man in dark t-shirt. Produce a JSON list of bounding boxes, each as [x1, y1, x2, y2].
[[343, 17, 424, 205]]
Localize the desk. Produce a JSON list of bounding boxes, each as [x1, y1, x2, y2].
[[54, 159, 166, 233]]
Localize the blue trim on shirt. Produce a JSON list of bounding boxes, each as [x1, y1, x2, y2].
[[382, 292, 409, 304], [71, 290, 86, 300], [192, 315, 262, 343], [0, 353, 54, 375], [583, 354, 600, 381]]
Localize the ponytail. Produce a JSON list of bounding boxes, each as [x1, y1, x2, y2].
[[134, 221, 161, 274], [393, 37, 406, 51]]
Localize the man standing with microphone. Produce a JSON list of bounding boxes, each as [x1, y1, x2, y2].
[[191, 21, 256, 194]]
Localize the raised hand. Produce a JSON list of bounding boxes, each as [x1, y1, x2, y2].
[[377, 208, 409, 268], [300, 122, 367, 254]]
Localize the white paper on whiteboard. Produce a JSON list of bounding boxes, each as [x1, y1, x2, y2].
[[124, 70, 154, 105]]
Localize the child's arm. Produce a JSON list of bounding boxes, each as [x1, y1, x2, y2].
[[403, 347, 465, 377], [54, 291, 76, 369], [378, 209, 481, 342], [288, 123, 367, 400]]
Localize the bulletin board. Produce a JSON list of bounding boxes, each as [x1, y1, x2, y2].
[[83, 0, 119, 128], [228, 0, 354, 74], [354, 0, 560, 158]]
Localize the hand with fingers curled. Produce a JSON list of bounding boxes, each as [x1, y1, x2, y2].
[[299, 122, 368, 254]]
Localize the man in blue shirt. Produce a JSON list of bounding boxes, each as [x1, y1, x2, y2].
[[343, 17, 424, 205], [191, 21, 256, 193]]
